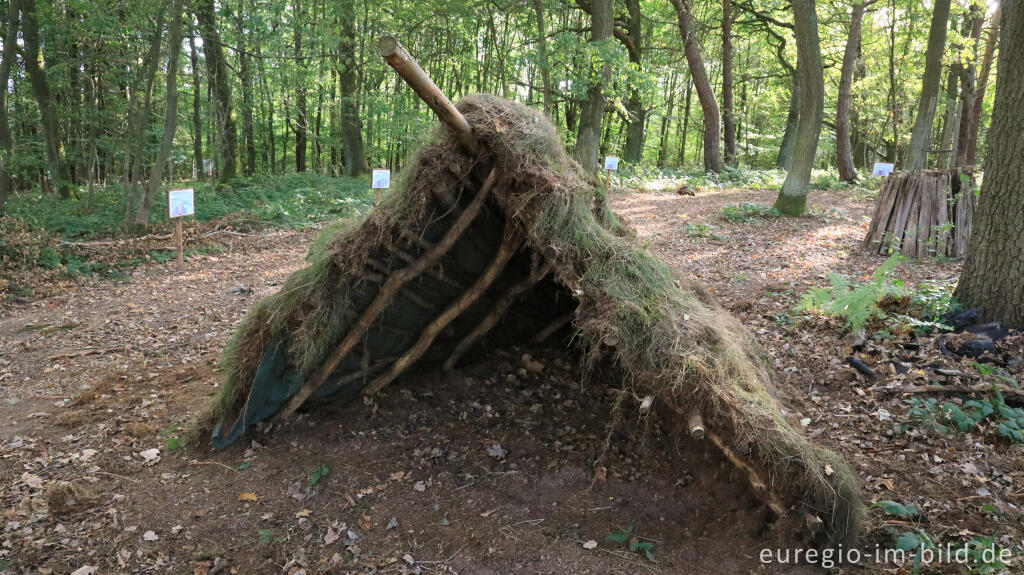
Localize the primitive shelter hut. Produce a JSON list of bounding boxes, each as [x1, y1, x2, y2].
[[203, 38, 864, 548]]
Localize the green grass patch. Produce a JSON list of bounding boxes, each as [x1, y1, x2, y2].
[[719, 202, 782, 223], [5, 173, 374, 240]]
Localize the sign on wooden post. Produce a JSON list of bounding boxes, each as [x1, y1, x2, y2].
[[871, 162, 895, 177], [372, 169, 391, 204], [168, 188, 194, 267]]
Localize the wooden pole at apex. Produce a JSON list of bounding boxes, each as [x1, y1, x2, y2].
[[377, 36, 480, 156]]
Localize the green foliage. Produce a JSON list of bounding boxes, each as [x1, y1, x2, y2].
[[964, 536, 1013, 574], [900, 388, 1024, 443], [719, 202, 782, 223], [874, 500, 920, 518], [309, 464, 330, 485], [604, 525, 656, 562], [6, 174, 373, 240], [682, 222, 724, 241], [257, 529, 284, 543], [797, 255, 904, 332], [909, 277, 960, 325]]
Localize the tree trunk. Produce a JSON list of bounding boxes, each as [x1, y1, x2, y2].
[[235, 10, 256, 177], [621, 0, 646, 164], [195, 0, 238, 181], [836, 2, 867, 182], [721, 0, 736, 167], [963, 3, 1000, 167], [338, 0, 366, 176], [774, 0, 823, 216], [573, 0, 611, 172], [125, 6, 166, 223], [670, 0, 723, 173], [189, 35, 204, 180], [657, 72, 677, 168], [679, 77, 692, 166], [293, 0, 307, 173], [532, 0, 553, 117], [135, 0, 183, 225], [955, 0, 1024, 327], [21, 0, 73, 198], [905, 0, 952, 170], [777, 71, 800, 170], [0, 0, 19, 215], [953, 11, 983, 169]]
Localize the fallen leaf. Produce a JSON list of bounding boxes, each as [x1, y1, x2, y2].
[[21, 472, 43, 489], [324, 526, 340, 545], [142, 530, 159, 541], [238, 492, 258, 502], [357, 515, 372, 531], [295, 509, 312, 518], [70, 567, 97, 575]]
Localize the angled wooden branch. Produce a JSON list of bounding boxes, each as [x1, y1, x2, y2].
[[365, 218, 523, 396], [378, 36, 479, 155], [443, 258, 554, 370], [280, 168, 498, 417]]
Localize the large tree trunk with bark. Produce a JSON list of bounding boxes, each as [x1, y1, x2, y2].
[[574, 0, 611, 172], [774, 0, 823, 216], [956, 0, 1024, 328], [195, 0, 238, 181], [776, 72, 800, 170], [21, 0, 73, 198], [338, 0, 366, 176], [0, 0, 19, 216], [905, 0, 952, 170], [963, 4, 1001, 167], [721, 0, 736, 167], [836, 2, 867, 182], [670, 0, 723, 173], [135, 0, 183, 225]]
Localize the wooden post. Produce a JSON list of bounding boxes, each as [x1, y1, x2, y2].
[[377, 36, 479, 155], [175, 217, 184, 267]]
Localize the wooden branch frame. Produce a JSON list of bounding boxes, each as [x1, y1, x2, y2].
[[280, 168, 498, 417], [443, 258, 554, 370], [365, 218, 524, 395]]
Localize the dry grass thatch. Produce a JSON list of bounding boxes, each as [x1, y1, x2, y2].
[[204, 94, 864, 547]]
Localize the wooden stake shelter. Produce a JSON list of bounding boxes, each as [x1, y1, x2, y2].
[[206, 37, 865, 548], [863, 168, 976, 257]]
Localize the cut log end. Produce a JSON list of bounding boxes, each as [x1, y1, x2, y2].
[[377, 36, 400, 58], [688, 411, 705, 440]]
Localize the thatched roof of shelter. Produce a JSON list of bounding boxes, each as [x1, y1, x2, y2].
[[203, 94, 863, 547]]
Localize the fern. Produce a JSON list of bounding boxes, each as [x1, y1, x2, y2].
[[797, 255, 904, 332]]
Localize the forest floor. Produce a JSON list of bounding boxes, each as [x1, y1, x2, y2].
[[1, 179, 1021, 575]]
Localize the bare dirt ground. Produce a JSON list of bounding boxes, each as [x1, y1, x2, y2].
[[1, 183, 1020, 574]]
